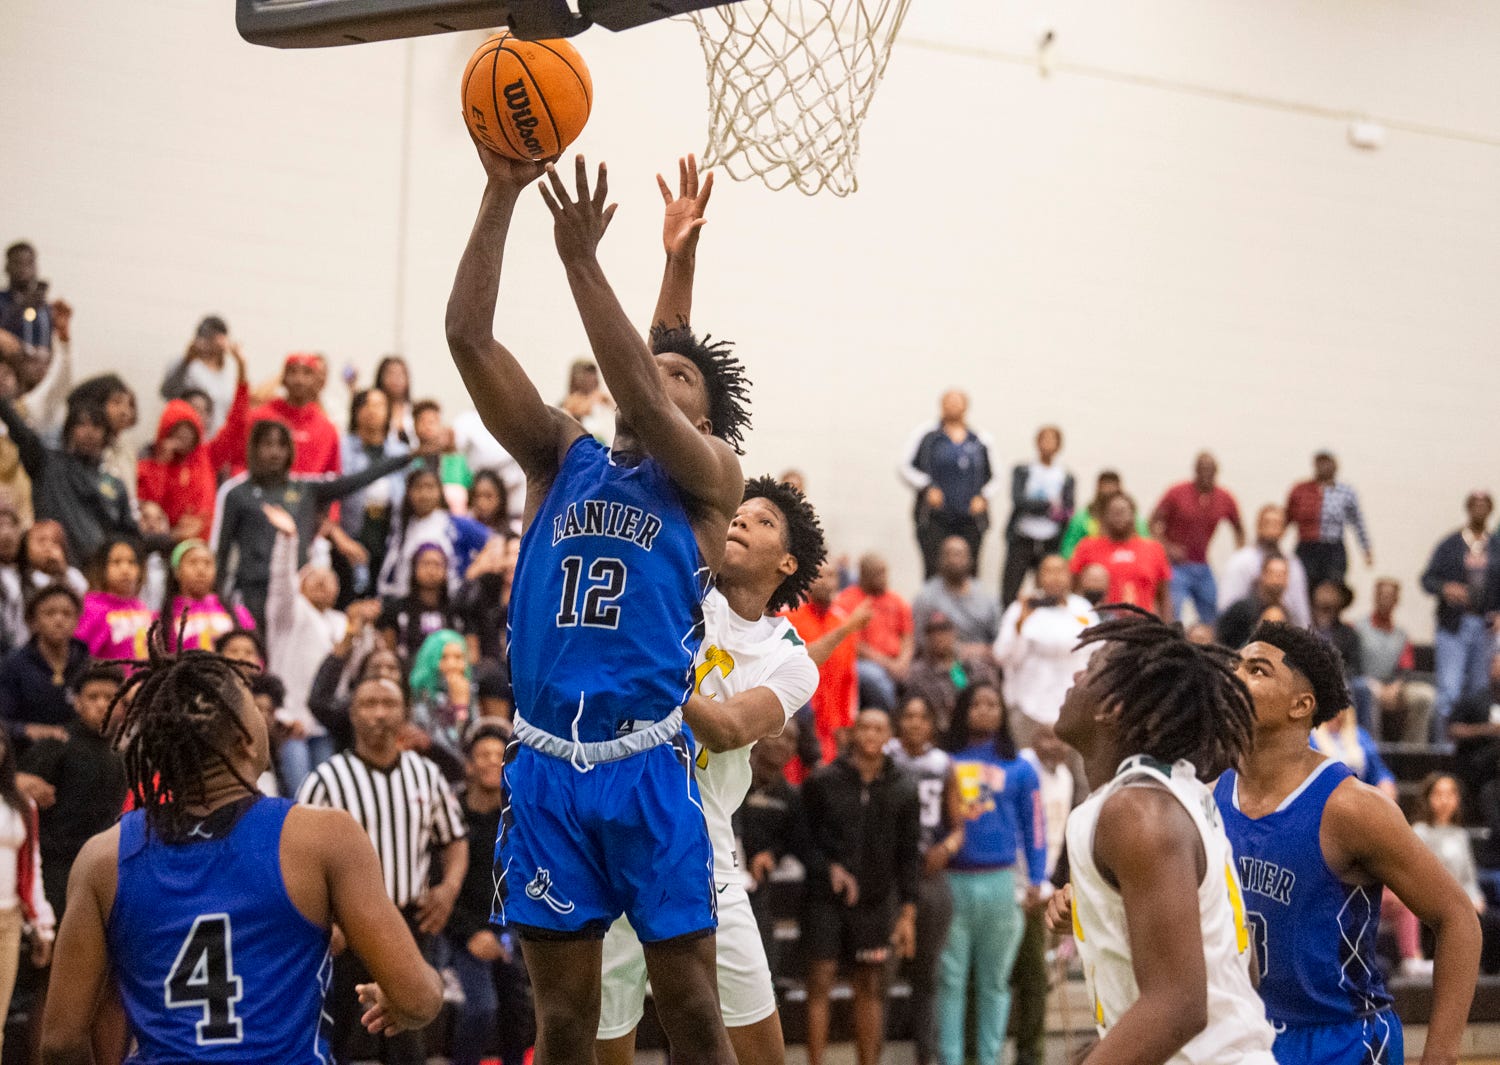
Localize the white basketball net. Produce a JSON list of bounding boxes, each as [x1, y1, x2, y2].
[[684, 0, 913, 196]]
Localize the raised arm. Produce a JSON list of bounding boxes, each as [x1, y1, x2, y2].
[[313, 452, 413, 506], [539, 157, 742, 518], [444, 144, 582, 487], [650, 154, 713, 332], [0, 393, 45, 481]]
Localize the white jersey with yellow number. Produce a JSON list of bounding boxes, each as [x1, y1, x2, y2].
[[1067, 756, 1276, 1065], [598, 587, 818, 1039]]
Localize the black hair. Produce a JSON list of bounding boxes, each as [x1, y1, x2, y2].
[[68, 373, 133, 411], [1076, 606, 1255, 780], [0, 729, 24, 820], [180, 387, 214, 417], [470, 469, 511, 533], [4, 242, 34, 260], [648, 324, 752, 455], [393, 467, 448, 557], [107, 620, 260, 838], [87, 535, 143, 594], [62, 402, 108, 447], [406, 543, 452, 609], [247, 419, 294, 476], [196, 315, 228, 339], [945, 680, 1017, 759], [348, 387, 392, 435], [374, 355, 410, 400], [24, 582, 80, 623], [464, 719, 511, 754], [79, 662, 126, 692], [354, 644, 413, 702], [411, 398, 442, 421], [742, 475, 827, 613], [249, 670, 286, 710], [1246, 620, 1351, 727], [1417, 772, 1463, 827], [18, 520, 70, 587], [215, 627, 265, 664]]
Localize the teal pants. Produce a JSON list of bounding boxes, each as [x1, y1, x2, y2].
[[937, 868, 1023, 1065]]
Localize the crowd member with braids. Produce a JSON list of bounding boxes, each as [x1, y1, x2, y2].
[[931, 680, 1045, 1065], [598, 475, 825, 1065], [447, 145, 748, 1064], [1046, 607, 1275, 1065], [1216, 622, 1479, 1065], [41, 623, 443, 1062]]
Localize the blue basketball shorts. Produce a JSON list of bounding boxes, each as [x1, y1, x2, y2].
[[1271, 1010, 1403, 1065], [491, 730, 717, 943]]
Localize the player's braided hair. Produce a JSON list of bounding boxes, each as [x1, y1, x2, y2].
[[107, 619, 260, 838], [1076, 605, 1255, 780], [649, 323, 752, 454], [1245, 620, 1351, 726], [743, 475, 827, 613]]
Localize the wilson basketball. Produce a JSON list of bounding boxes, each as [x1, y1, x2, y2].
[[461, 31, 593, 161]]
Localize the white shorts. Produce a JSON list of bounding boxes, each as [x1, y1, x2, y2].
[[597, 879, 776, 1039]]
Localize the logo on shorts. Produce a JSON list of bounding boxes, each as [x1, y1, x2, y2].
[[525, 868, 575, 914]]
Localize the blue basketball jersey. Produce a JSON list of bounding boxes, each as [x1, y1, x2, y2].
[[508, 435, 709, 744], [1215, 761, 1393, 1029], [108, 798, 333, 1063]]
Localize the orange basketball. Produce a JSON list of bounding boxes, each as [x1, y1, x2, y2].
[[461, 32, 593, 162]]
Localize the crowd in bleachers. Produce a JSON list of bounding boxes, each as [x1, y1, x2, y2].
[[2, 236, 1499, 1062]]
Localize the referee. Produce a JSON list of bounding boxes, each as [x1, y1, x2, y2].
[[298, 675, 468, 1064]]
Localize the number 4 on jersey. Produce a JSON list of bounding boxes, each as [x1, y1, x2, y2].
[[165, 913, 244, 1045]]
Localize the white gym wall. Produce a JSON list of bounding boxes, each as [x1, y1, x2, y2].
[[2, 0, 1498, 636]]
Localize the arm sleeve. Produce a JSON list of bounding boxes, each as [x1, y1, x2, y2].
[[1017, 762, 1047, 885], [295, 769, 328, 806], [264, 531, 299, 664], [160, 356, 192, 400], [0, 397, 45, 481], [308, 651, 352, 735], [1362, 732, 1395, 788], [1059, 513, 1087, 560], [765, 649, 820, 720], [993, 601, 1024, 668], [206, 382, 251, 472], [314, 453, 412, 504], [894, 784, 922, 904], [1420, 540, 1448, 596], [899, 427, 933, 492], [1346, 489, 1371, 552], [26, 806, 54, 940], [17, 739, 63, 782]]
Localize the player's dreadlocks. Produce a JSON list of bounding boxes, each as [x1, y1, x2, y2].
[[1076, 605, 1255, 780], [649, 323, 752, 454], [743, 474, 827, 613], [1246, 620, 1351, 726], [107, 619, 260, 838]]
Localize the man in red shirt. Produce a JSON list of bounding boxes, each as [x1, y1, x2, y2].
[[1070, 495, 1172, 620], [786, 560, 872, 764], [245, 353, 341, 477], [1149, 451, 1243, 624], [833, 553, 914, 712]]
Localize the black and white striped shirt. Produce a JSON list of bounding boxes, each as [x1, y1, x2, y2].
[[297, 750, 466, 909]]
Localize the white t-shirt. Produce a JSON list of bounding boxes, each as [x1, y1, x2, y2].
[[994, 595, 1097, 726], [1067, 757, 1275, 1064], [452, 411, 526, 524], [182, 358, 241, 437], [1015, 462, 1067, 541], [693, 588, 819, 883]]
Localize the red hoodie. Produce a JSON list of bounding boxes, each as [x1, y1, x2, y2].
[[138, 386, 249, 529]]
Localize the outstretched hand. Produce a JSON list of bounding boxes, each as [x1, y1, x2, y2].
[[472, 136, 549, 194], [538, 155, 617, 264], [658, 154, 713, 260]]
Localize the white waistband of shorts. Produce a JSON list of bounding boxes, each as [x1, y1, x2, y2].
[[513, 707, 683, 765]]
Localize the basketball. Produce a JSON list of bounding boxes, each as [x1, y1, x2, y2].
[[461, 31, 593, 162]]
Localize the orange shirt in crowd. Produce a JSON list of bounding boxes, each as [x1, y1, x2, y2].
[[833, 586, 913, 660], [784, 599, 858, 764], [1069, 534, 1172, 610]]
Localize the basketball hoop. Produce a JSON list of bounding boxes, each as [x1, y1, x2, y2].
[[684, 0, 913, 196]]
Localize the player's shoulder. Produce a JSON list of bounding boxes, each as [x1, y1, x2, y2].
[[284, 803, 364, 858], [1322, 773, 1405, 837]]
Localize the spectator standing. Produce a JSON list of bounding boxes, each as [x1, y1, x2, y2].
[[904, 613, 998, 739], [338, 387, 411, 601], [1309, 580, 1372, 731], [739, 721, 810, 965], [452, 409, 526, 529], [0, 586, 86, 748], [994, 554, 1096, 756], [297, 677, 467, 1065], [136, 379, 250, 540], [1069, 495, 1172, 619], [16, 664, 126, 919], [912, 537, 1002, 659], [160, 316, 241, 436], [445, 722, 533, 1065], [833, 553, 914, 712], [0, 242, 60, 357], [785, 561, 871, 765], [1216, 555, 1291, 652], [263, 507, 346, 792], [901, 391, 994, 578], [886, 697, 961, 1065], [0, 392, 135, 565], [1286, 450, 1373, 588], [377, 467, 490, 599], [66, 374, 140, 510], [1058, 471, 1148, 560], [374, 355, 416, 448], [1000, 426, 1074, 605], [1150, 452, 1243, 624], [246, 353, 342, 478], [932, 682, 1045, 1065], [1356, 578, 1437, 743], [74, 537, 153, 662], [1421, 491, 1500, 739], [1217, 504, 1311, 627], [412, 398, 474, 513], [163, 540, 254, 652], [800, 709, 920, 1065]]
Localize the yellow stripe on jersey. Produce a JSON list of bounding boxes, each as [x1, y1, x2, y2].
[[1224, 862, 1249, 954]]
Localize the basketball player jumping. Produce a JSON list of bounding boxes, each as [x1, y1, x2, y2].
[[40, 626, 441, 1062], [446, 143, 745, 1063], [597, 475, 826, 1065], [1051, 608, 1278, 1065], [1219, 623, 1479, 1065]]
